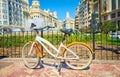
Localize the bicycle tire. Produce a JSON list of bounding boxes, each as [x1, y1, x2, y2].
[[63, 42, 93, 70], [22, 42, 40, 68]]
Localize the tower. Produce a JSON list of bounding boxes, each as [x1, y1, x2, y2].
[[30, 0, 41, 18], [21, 0, 29, 4], [32, 0, 40, 9], [64, 12, 75, 29], [66, 12, 70, 18]]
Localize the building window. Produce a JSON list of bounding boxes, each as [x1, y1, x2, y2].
[[118, 12, 120, 17], [3, 0, 7, 2], [2, 9, 7, 13], [111, 0, 116, 10], [0, 21, 2, 24], [3, 21, 8, 25], [111, 13, 116, 18], [104, 16, 107, 20], [3, 15, 7, 19], [118, 0, 120, 9], [118, 20, 120, 30], [103, 0, 107, 12], [2, 4, 7, 7]]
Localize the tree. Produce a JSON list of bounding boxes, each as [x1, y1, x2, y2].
[[100, 21, 116, 33]]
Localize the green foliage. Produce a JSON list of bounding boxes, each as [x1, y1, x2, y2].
[[100, 21, 116, 33], [0, 33, 120, 48], [0, 35, 35, 48]]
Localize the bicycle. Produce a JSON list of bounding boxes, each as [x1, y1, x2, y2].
[[22, 26, 94, 70]]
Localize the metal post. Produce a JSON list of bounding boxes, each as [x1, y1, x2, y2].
[[89, 0, 98, 59], [91, 13, 96, 59], [41, 30, 43, 56]]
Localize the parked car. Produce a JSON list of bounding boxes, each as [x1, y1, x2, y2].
[[0, 28, 21, 35], [110, 33, 120, 39]]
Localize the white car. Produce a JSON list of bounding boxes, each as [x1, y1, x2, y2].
[[110, 33, 120, 39]]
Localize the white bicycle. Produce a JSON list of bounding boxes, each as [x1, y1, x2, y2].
[[22, 26, 94, 70]]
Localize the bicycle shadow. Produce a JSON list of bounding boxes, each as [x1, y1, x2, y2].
[[61, 62, 90, 70], [36, 61, 90, 70]]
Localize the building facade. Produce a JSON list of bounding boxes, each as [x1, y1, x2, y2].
[[0, 0, 62, 31], [63, 12, 75, 29], [78, 0, 90, 29], [29, 0, 62, 30], [75, 0, 98, 30], [76, 0, 120, 31], [100, 0, 120, 31], [75, 6, 79, 29], [0, 0, 9, 26], [0, 0, 29, 28]]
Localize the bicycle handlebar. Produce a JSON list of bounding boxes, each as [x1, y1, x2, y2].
[[33, 26, 55, 31]]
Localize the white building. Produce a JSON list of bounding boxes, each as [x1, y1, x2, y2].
[[0, 0, 29, 28], [100, 0, 120, 31], [29, 0, 62, 30], [63, 12, 75, 29], [76, 0, 98, 30]]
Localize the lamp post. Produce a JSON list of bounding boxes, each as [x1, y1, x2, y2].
[[88, 0, 98, 59], [90, 0, 98, 29]]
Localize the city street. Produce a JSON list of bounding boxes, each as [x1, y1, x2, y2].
[[0, 59, 120, 77]]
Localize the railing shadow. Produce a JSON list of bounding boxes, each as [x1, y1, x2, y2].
[[97, 46, 120, 54], [0, 56, 8, 59]]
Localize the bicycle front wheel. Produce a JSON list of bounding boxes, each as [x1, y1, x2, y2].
[[64, 42, 93, 70], [22, 42, 40, 68]]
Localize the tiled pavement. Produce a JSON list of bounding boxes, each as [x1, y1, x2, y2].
[[0, 58, 120, 77]]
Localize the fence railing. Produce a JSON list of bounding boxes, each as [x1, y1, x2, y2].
[[0, 30, 120, 60]]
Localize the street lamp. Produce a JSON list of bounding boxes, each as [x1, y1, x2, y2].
[[88, 0, 98, 59], [89, 0, 98, 29]]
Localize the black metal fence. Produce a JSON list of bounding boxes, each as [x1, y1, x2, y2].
[[0, 30, 120, 60]]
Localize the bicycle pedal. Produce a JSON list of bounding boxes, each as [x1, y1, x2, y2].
[[42, 54, 46, 58], [53, 64, 58, 68], [77, 63, 83, 66], [41, 60, 44, 64], [57, 56, 63, 59], [40, 63, 44, 68]]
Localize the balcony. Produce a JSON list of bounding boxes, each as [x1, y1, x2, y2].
[[23, 9, 29, 14]]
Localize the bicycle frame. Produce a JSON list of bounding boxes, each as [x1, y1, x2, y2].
[[31, 35, 79, 60]]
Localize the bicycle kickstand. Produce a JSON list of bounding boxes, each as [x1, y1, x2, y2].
[[57, 60, 62, 75], [40, 60, 44, 68]]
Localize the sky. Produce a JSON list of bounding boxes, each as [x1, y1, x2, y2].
[[29, 0, 80, 20]]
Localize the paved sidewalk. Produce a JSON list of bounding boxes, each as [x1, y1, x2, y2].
[[0, 58, 120, 77]]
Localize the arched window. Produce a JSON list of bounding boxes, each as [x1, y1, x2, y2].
[[103, 0, 107, 12], [111, 0, 116, 10]]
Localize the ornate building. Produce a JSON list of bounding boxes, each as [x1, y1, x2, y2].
[[29, 0, 62, 30], [0, 0, 29, 28], [100, 0, 120, 31], [63, 12, 75, 29]]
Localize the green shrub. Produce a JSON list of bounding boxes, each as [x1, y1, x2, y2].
[[0, 33, 120, 48]]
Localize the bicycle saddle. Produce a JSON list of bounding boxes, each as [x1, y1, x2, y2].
[[60, 28, 73, 34]]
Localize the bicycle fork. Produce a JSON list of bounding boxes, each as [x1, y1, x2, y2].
[[28, 41, 43, 58]]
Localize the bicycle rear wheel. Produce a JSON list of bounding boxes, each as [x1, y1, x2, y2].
[[64, 42, 93, 70], [22, 42, 40, 68]]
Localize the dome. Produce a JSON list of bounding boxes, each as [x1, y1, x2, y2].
[[32, 0, 40, 7], [21, 0, 29, 4]]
